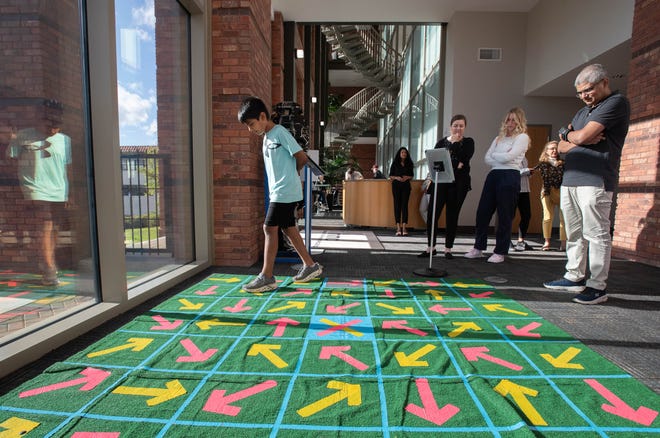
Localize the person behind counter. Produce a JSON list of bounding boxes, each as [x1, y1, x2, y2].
[[389, 147, 414, 236], [345, 166, 364, 181], [372, 164, 385, 179]]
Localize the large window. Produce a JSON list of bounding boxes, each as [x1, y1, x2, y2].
[[115, 0, 195, 287], [0, 0, 98, 340]]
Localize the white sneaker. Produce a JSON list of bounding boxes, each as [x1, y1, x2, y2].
[[487, 253, 505, 263], [464, 248, 483, 259]]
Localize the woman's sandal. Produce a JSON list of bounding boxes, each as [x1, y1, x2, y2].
[[542, 243, 551, 251]]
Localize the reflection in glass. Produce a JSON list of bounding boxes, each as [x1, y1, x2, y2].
[[0, 1, 98, 340], [115, 0, 194, 287]]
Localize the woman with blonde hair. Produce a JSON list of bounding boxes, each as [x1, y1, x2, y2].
[[534, 141, 566, 250], [465, 107, 530, 263]]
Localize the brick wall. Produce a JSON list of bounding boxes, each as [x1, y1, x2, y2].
[[211, 0, 272, 266], [612, 0, 659, 266]]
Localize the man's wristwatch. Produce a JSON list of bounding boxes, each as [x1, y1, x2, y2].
[[558, 126, 573, 142]]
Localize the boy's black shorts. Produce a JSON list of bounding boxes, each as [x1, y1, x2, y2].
[[265, 201, 300, 228]]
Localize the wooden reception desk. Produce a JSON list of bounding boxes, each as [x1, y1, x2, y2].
[[342, 179, 445, 229]]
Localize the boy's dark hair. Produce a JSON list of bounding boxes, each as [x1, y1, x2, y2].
[[238, 96, 269, 123]]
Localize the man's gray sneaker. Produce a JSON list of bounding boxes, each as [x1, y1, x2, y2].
[[293, 263, 323, 282], [543, 277, 586, 292], [243, 274, 277, 293]]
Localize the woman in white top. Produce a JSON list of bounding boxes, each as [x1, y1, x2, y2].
[[465, 107, 530, 263]]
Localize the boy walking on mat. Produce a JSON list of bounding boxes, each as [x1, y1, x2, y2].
[[238, 96, 323, 293]]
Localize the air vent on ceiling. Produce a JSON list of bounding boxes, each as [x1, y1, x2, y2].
[[478, 48, 502, 61]]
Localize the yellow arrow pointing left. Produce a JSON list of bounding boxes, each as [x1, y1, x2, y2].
[[540, 347, 584, 369], [210, 277, 241, 283], [483, 304, 528, 315], [179, 299, 204, 310], [248, 344, 288, 368], [113, 379, 186, 406], [87, 338, 153, 358], [297, 381, 361, 417]]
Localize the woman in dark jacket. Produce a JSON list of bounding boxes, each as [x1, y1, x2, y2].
[[389, 147, 414, 236], [418, 114, 474, 259]]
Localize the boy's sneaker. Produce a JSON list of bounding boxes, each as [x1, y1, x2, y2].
[[464, 248, 483, 259], [487, 253, 505, 263], [42, 268, 59, 287], [572, 287, 608, 305], [293, 263, 323, 282], [243, 274, 277, 293], [543, 277, 586, 292], [514, 241, 525, 251]]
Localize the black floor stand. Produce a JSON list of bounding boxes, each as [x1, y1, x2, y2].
[[413, 170, 448, 278]]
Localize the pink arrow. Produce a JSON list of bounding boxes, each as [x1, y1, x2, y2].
[[382, 320, 428, 337], [380, 289, 395, 298], [72, 433, 120, 438], [176, 338, 218, 362], [461, 346, 523, 371], [150, 315, 184, 330], [506, 322, 542, 338], [585, 379, 658, 426], [195, 285, 218, 295], [469, 291, 494, 298], [281, 288, 313, 297], [320, 346, 369, 371], [8, 291, 29, 297], [266, 317, 301, 337], [326, 280, 362, 287], [223, 298, 252, 313], [405, 378, 460, 425], [326, 302, 361, 314], [428, 304, 473, 315], [20, 367, 111, 398], [0, 281, 19, 287], [203, 380, 278, 416]]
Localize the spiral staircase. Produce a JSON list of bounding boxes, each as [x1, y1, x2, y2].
[[322, 25, 402, 149]]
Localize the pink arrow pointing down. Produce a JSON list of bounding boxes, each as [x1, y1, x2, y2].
[[469, 291, 494, 298], [461, 346, 523, 371], [326, 302, 361, 314], [151, 315, 184, 330], [266, 317, 301, 337], [72, 433, 120, 438], [428, 304, 473, 315], [176, 338, 218, 362], [320, 346, 369, 371], [20, 367, 111, 398], [585, 379, 658, 426], [380, 289, 395, 298], [203, 380, 278, 416], [195, 285, 218, 295], [405, 378, 460, 425], [223, 298, 252, 313], [382, 320, 428, 336]]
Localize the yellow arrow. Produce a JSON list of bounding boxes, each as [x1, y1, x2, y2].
[[268, 301, 306, 313], [425, 289, 446, 300], [452, 282, 489, 288], [195, 318, 246, 330], [374, 280, 396, 286], [448, 321, 482, 338], [483, 304, 528, 316], [494, 380, 547, 426], [87, 338, 153, 358], [319, 318, 363, 337], [0, 417, 40, 437], [178, 299, 204, 310], [210, 276, 241, 283], [248, 344, 288, 368], [540, 347, 584, 370], [297, 381, 361, 417], [375, 302, 415, 315], [330, 289, 353, 297], [34, 296, 69, 305], [112, 379, 186, 406], [394, 344, 436, 367]]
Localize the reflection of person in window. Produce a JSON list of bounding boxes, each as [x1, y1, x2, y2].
[[7, 123, 71, 286]]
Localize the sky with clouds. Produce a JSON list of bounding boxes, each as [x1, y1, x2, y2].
[[116, 0, 157, 146]]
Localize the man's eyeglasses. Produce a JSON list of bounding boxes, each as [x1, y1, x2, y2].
[[575, 80, 602, 98]]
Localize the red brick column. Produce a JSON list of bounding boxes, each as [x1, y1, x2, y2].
[[612, 0, 659, 266], [211, 0, 272, 266]]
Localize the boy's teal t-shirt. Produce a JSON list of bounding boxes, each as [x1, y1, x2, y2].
[[263, 124, 303, 203]]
